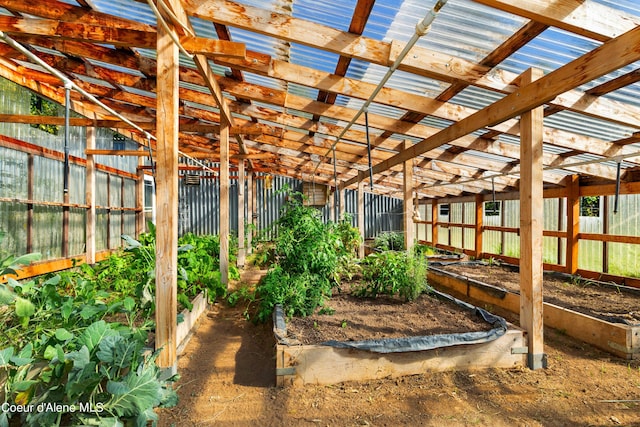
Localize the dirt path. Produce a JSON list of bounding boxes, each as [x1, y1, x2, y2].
[[157, 302, 640, 427]]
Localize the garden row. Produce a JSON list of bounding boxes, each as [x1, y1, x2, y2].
[[0, 225, 237, 427]]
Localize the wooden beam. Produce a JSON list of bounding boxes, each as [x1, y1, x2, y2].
[[519, 68, 545, 370], [342, 24, 640, 188], [135, 145, 146, 237], [566, 175, 580, 275], [155, 8, 180, 374]]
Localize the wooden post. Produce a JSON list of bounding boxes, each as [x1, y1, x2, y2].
[[557, 198, 564, 265], [339, 188, 346, 220], [357, 173, 365, 259], [329, 189, 336, 222], [519, 67, 546, 370], [155, 12, 180, 375], [403, 141, 414, 253], [431, 200, 438, 247], [566, 174, 580, 275], [475, 194, 483, 259], [237, 159, 245, 268], [220, 117, 230, 287], [120, 176, 125, 239], [246, 170, 253, 255], [136, 145, 146, 237], [85, 126, 96, 265], [602, 195, 609, 273]]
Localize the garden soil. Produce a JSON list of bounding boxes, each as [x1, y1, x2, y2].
[[156, 279, 640, 426]]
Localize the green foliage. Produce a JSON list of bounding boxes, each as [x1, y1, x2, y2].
[[335, 214, 362, 256], [413, 243, 437, 257], [94, 226, 237, 312], [373, 231, 405, 251], [253, 191, 357, 322], [0, 320, 176, 427], [29, 94, 59, 135], [355, 251, 430, 301]]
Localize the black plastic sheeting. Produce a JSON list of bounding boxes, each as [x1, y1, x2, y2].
[[274, 289, 510, 354]]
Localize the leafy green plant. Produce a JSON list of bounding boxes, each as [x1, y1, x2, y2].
[[373, 231, 405, 252], [0, 320, 176, 427], [253, 190, 354, 322], [355, 251, 430, 301]]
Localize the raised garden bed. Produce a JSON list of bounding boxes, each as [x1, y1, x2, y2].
[[428, 262, 640, 359], [176, 291, 208, 355], [273, 288, 526, 387]]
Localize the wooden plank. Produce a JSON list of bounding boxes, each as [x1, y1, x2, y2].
[[278, 330, 526, 387], [403, 141, 414, 253], [566, 175, 580, 275], [237, 159, 245, 268], [176, 292, 208, 355], [86, 126, 96, 265], [0, 250, 112, 282], [577, 269, 640, 290], [154, 11, 180, 373], [86, 149, 151, 156], [579, 233, 640, 245], [427, 269, 638, 359], [519, 68, 545, 369]]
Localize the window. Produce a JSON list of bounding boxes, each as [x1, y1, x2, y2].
[[484, 201, 501, 216], [439, 204, 449, 216], [580, 196, 600, 217], [30, 94, 59, 135]]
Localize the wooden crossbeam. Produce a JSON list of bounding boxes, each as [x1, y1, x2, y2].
[[341, 25, 640, 189]]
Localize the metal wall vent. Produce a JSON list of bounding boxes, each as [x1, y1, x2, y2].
[[184, 174, 200, 186]]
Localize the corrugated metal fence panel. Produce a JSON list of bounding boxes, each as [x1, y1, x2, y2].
[[123, 178, 137, 238], [463, 201, 475, 251], [33, 157, 64, 203], [502, 200, 520, 258], [0, 202, 27, 257], [69, 208, 86, 256], [0, 146, 28, 199], [32, 205, 63, 259]]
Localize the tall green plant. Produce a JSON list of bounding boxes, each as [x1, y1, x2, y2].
[[355, 251, 430, 301], [254, 191, 350, 322]]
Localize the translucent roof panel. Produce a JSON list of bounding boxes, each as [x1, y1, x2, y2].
[[292, 0, 357, 32]]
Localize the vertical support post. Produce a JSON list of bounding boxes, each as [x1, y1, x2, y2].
[[475, 194, 483, 259], [357, 173, 365, 259], [237, 159, 245, 268], [602, 195, 609, 273], [219, 117, 230, 287], [329, 189, 336, 222], [403, 141, 414, 253], [136, 146, 146, 237], [339, 187, 346, 219], [500, 198, 506, 255], [519, 67, 546, 370], [431, 200, 438, 247], [86, 126, 96, 265], [26, 154, 34, 253], [566, 174, 580, 275], [461, 202, 466, 250], [155, 12, 180, 375], [247, 171, 254, 255], [557, 198, 564, 265]]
